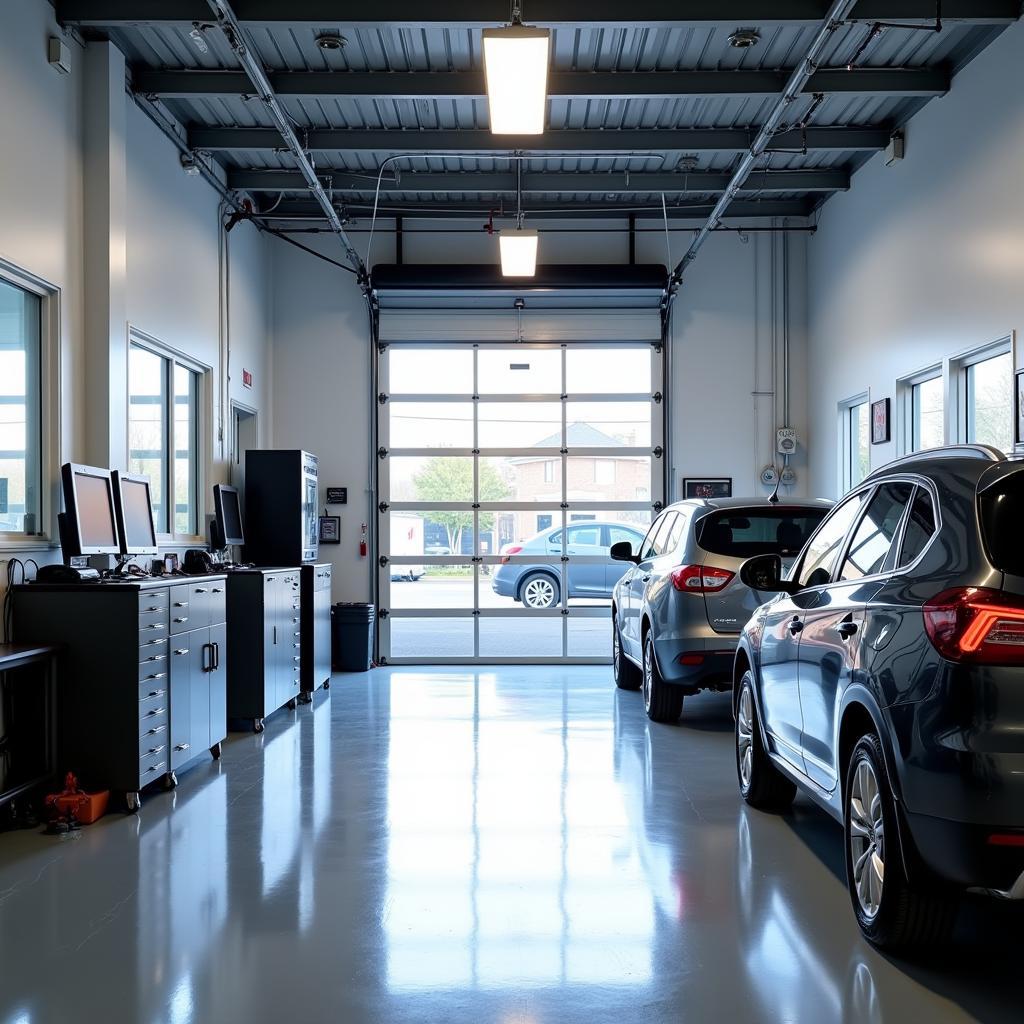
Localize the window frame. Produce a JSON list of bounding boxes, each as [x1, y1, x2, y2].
[[0, 258, 60, 551], [793, 488, 870, 590], [895, 365, 944, 455], [837, 481, 915, 583], [127, 328, 208, 544], [837, 392, 870, 496], [952, 339, 1013, 453]]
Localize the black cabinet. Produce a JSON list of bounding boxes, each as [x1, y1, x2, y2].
[[244, 450, 319, 565], [300, 563, 331, 699], [225, 568, 302, 732], [12, 576, 228, 810]]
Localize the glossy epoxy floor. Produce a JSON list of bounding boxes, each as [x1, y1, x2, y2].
[[1, 668, 1022, 1023]]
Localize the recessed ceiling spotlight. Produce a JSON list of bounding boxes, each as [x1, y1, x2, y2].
[[315, 33, 347, 52], [728, 29, 760, 49]]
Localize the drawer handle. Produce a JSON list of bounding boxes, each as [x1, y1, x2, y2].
[[294, 631, 301, 637], [146, 725, 166, 736], [144, 764, 162, 774], [174, 743, 190, 752], [145, 672, 166, 681], [143, 624, 162, 631], [212, 587, 223, 594], [142, 688, 166, 698], [174, 601, 188, 608], [144, 654, 167, 663], [173, 616, 189, 624], [173, 649, 189, 656], [194, 587, 208, 594], [144, 707, 166, 717], [144, 605, 162, 612], [293, 643, 300, 649], [143, 638, 165, 647], [145, 745, 165, 756]]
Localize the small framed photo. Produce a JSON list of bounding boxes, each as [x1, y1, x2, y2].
[[163, 552, 179, 575], [319, 515, 341, 544], [871, 397, 891, 445], [1015, 369, 1024, 446], [683, 477, 732, 500]]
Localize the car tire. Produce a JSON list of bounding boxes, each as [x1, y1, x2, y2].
[[613, 620, 641, 691], [735, 672, 797, 811], [520, 572, 559, 609], [643, 631, 684, 723], [844, 733, 958, 951]]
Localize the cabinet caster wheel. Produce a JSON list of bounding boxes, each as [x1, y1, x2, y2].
[[298, 692, 313, 705], [163, 772, 178, 791], [210, 742, 222, 760], [323, 679, 330, 689], [253, 719, 265, 734], [124, 792, 141, 814], [286, 698, 298, 711]]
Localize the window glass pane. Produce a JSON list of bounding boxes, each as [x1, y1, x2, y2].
[[0, 279, 41, 534], [566, 348, 650, 394], [697, 509, 829, 558], [899, 488, 936, 567], [565, 402, 651, 447], [477, 402, 562, 448], [389, 349, 472, 395], [967, 351, 1012, 453], [642, 512, 677, 560], [912, 377, 943, 451], [839, 483, 913, 581], [391, 456, 476, 503], [128, 345, 168, 532], [478, 349, 561, 394], [797, 493, 866, 588], [173, 364, 198, 536], [567, 456, 650, 505], [389, 402, 473, 449]]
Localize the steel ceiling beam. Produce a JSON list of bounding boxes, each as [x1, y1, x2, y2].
[[134, 67, 949, 100], [259, 198, 815, 220], [57, 1, 1020, 26], [227, 168, 850, 194], [190, 125, 890, 153]]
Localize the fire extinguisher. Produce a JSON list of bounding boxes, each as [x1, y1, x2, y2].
[[360, 522, 368, 557]]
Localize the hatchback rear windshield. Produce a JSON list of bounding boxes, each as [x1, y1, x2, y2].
[[697, 508, 829, 558], [979, 470, 1024, 576]]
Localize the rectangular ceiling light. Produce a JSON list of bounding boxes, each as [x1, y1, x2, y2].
[[499, 228, 539, 277], [482, 25, 550, 135]]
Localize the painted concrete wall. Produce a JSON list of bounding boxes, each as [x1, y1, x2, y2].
[[271, 224, 807, 602], [0, 0, 272, 631], [808, 18, 1024, 497]]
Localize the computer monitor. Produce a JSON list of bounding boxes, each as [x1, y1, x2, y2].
[[111, 471, 158, 556], [60, 463, 120, 557], [213, 484, 245, 546]]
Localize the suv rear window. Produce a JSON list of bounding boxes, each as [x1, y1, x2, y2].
[[696, 508, 829, 558], [979, 470, 1024, 575]]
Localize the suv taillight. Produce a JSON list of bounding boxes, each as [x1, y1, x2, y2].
[[500, 545, 522, 564], [923, 587, 1024, 664], [672, 564, 735, 593]]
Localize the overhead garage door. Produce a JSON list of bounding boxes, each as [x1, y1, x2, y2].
[[374, 265, 668, 665]]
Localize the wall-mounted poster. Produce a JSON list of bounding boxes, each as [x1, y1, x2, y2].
[[319, 515, 341, 544], [872, 397, 891, 445], [683, 478, 732, 500]]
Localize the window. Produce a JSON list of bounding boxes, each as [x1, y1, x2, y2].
[[797, 492, 867, 589], [899, 488, 936, 567], [608, 524, 642, 550], [640, 511, 673, 561], [697, 508, 829, 558], [0, 278, 41, 535], [839, 483, 913, 581], [964, 349, 1012, 453], [911, 375, 944, 452], [594, 459, 615, 485], [839, 397, 870, 494], [128, 340, 202, 536], [566, 524, 601, 547]]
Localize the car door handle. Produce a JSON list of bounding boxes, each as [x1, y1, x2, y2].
[[641, 575, 651, 583], [836, 619, 859, 640], [788, 618, 804, 635]]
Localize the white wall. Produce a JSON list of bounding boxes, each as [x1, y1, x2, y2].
[[808, 18, 1024, 497], [271, 222, 807, 602], [0, 0, 273, 632]]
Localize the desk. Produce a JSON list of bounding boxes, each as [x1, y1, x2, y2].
[[0, 643, 59, 813], [13, 576, 227, 812]]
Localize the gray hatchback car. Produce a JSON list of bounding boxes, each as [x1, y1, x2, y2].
[[611, 497, 832, 722]]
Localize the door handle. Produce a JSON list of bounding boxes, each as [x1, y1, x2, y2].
[[641, 575, 651, 583], [836, 619, 859, 640], [788, 618, 804, 635], [202, 643, 211, 672], [213, 643, 220, 670]]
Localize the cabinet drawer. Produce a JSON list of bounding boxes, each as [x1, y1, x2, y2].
[[139, 749, 168, 785], [139, 650, 168, 676], [315, 568, 331, 592], [139, 707, 168, 740], [138, 671, 168, 699], [139, 691, 168, 728], [139, 635, 169, 662], [138, 606, 168, 631], [139, 591, 169, 614], [138, 620, 169, 643], [139, 730, 167, 759], [139, 718, 168, 748], [207, 583, 226, 623]]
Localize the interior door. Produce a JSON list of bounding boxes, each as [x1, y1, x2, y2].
[[169, 640, 192, 770]]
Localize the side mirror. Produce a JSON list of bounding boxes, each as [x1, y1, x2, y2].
[[610, 540, 640, 564], [739, 553, 797, 595]]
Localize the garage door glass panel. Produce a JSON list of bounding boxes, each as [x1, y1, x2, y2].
[[565, 457, 651, 505], [567, 616, 612, 658], [391, 564, 476, 608], [389, 403, 474, 448], [389, 348, 473, 394], [390, 618, 475, 658], [390, 457, 475, 503], [566, 348, 649, 394], [479, 617, 562, 658], [477, 402, 563, 448], [480, 456, 558, 504], [478, 348, 561, 394], [565, 402, 651, 448]]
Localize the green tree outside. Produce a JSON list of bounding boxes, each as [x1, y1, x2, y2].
[[412, 457, 511, 554]]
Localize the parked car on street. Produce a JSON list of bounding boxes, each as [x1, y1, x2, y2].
[[732, 445, 1024, 951], [611, 498, 831, 722], [492, 521, 647, 608]]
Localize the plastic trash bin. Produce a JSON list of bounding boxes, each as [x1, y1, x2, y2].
[[332, 602, 375, 672]]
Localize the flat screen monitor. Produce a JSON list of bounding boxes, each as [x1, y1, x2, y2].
[[112, 471, 158, 556], [213, 484, 245, 546], [60, 463, 119, 556]]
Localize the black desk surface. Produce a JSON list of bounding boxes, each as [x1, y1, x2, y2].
[[13, 573, 228, 593]]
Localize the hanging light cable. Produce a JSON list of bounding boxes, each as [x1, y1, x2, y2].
[[483, 3, 550, 135], [499, 158, 538, 276]]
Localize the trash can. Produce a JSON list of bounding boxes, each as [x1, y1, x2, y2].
[[332, 602, 375, 672]]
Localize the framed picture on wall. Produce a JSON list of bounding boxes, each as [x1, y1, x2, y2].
[[1016, 370, 1024, 446], [683, 477, 732, 500], [871, 397, 891, 445], [319, 515, 341, 544]]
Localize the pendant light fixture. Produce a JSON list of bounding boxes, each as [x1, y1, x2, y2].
[[483, 5, 550, 135], [499, 160, 538, 277]]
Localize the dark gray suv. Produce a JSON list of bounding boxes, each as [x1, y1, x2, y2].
[[734, 445, 1024, 950]]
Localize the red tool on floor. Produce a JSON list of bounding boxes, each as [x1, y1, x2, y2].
[[44, 772, 109, 832]]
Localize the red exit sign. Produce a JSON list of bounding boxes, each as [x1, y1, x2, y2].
[[242, 368, 253, 389]]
